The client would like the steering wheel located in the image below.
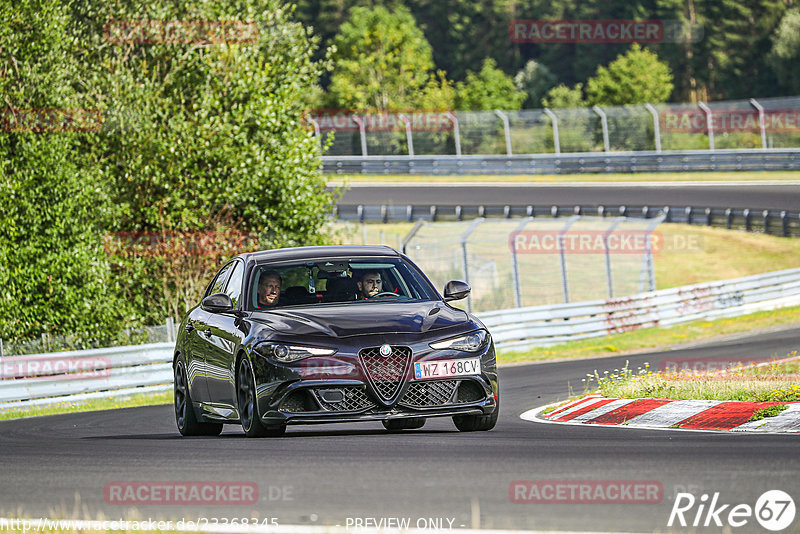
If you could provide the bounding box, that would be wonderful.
[369,291,400,299]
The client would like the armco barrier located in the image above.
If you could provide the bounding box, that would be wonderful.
[477,267,800,351]
[322,149,800,175]
[1,268,799,407]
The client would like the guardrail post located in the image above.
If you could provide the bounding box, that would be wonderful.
[644,103,661,153]
[494,110,512,155]
[397,114,414,157]
[592,105,610,152]
[743,208,751,232]
[510,217,533,308]
[663,206,671,222]
[430,206,437,221]
[763,210,770,234]
[460,218,485,313]
[551,205,559,218]
[749,98,767,150]
[685,206,693,225]
[705,208,712,226]
[406,205,413,222]
[558,215,581,303]
[352,115,368,156]
[725,208,733,229]
[603,219,624,299]
[698,102,714,151]
[543,108,560,154]
[445,111,462,157]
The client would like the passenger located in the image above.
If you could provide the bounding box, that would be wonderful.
[357,270,382,299]
[257,271,282,308]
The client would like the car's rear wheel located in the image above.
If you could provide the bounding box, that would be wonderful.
[382,418,426,431]
[453,396,499,432]
[237,357,286,438]
[174,359,223,436]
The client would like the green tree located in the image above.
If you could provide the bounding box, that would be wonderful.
[586,44,673,106]
[542,83,585,108]
[514,60,557,108]
[0,0,125,343]
[327,5,443,111]
[770,7,800,94]
[455,58,526,110]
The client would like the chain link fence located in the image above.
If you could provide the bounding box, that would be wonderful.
[311,96,800,156]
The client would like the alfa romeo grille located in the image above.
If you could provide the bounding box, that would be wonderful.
[359,346,412,402]
[312,386,375,412]
[400,380,458,407]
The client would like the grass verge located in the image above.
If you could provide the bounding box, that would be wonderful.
[498,306,800,365]
[0,390,172,421]
[749,404,790,421]
[330,170,800,184]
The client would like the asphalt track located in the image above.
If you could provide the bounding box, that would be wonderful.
[1,326,799,532]
[334,183,800,211]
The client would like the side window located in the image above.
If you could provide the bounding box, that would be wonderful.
[224,261,244,308]
[206,262,233,297]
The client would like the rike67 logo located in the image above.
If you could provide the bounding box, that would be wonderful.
[669,490,796,531]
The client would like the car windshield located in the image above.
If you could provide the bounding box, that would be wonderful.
[248,257,439,310]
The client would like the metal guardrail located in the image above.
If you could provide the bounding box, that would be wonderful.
[335,204,800,238]
[322,149,800,174]
[1,268,799,407]
[477,267,800,351]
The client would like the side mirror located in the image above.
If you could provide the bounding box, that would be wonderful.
[443,280,471,302]
[201,293,234,313]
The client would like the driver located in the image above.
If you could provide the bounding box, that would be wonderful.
[356,270,382,299]
[257,271,282,308]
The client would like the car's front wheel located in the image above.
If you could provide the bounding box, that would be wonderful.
[453,396,499,432]
[174,359,223,436]
[382,418,426,431]
[237,357,286,438]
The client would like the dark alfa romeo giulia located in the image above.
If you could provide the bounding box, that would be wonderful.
[173,245,499,437]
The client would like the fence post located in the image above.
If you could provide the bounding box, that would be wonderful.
[640,216,665,293]
[511,217,533,308]
[603,219,624,299]
[558,215,581,303]
[445,111,462,157]
[0,337,3,359]
[352,115,368,156]
[644,103,661,153]
[592,105,610,152]
[166,317,175,343]
[308,117,322,151]
[698,102,714,151]
[397,114,414,157]
[749,98,767,150]
[543,108,560,154]
[494,110,512,155]
[460,218,484,313]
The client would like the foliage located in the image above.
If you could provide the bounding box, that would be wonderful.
[327,4,443,111]
[542,83,585,109]
[514,60,557,108]
[769,8,800,94]
[455,58,526,111]
[585,44,674,106]
[0,0,127,343]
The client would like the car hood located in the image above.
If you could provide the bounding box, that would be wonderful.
[250,301,469,338]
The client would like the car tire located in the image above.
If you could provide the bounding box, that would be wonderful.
[237,357,286,438]
[174,359,223,436]
[382,418,426,431]
[453,396,499,432]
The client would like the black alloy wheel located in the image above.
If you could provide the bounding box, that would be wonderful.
[237,357,286,437]
[174,359,223,436]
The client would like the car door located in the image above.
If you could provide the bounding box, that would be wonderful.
[189,261,234,403]
[204,259,245,411]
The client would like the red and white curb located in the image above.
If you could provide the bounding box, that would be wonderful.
[521,394,800,432]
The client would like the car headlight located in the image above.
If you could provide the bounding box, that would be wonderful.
[254,342,337,362]
[429,330,489,352]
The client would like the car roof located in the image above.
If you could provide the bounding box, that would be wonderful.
[241,245,402,264]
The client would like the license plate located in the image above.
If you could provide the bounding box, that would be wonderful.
[413,358,481,379]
